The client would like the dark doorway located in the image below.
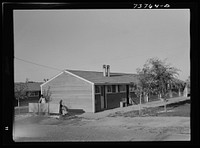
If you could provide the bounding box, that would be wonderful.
[100,85,106,110]
[126,85,129,105]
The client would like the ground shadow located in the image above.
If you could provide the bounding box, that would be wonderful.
[167,99,190,108]
[67,109,85,116]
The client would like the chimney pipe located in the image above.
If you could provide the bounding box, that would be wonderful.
[107,65,110,77]
[103,64,107,77]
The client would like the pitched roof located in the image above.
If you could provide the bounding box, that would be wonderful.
[67,69,139,84]
[15,82,43,91]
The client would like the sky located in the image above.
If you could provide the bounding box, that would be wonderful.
[14,9,190,82]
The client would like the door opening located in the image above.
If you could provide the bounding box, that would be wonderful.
[100,86,106,110]
[126,85,129,105]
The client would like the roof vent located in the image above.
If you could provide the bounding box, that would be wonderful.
[107,65,110,77]
[103,65,110,77]
[103,64,107,77]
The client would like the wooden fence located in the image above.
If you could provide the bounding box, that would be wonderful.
[29,103,59,114]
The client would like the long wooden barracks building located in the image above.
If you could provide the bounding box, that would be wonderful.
[41,65,184,113]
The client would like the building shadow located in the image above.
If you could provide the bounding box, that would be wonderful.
[67,109,85,116]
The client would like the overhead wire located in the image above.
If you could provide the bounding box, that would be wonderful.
[14,56,63,72]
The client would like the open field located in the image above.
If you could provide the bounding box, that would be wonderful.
[13,97,190,142]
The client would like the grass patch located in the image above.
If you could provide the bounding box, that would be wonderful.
[15,106,29,115]
[108,100,190,117]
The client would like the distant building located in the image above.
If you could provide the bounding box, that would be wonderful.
[14,82,43,106]
[183,82,190,97]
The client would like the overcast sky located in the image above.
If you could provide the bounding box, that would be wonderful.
[14,9,190,82]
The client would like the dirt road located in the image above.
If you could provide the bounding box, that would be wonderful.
[13,115,190,141]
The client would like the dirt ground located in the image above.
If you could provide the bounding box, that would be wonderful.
[13,116,190,141]
[13,102,190,142]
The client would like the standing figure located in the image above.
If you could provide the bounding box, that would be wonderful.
[38,95,46,115]
[39,95,46,103]
[59,99,68,116]
[59,100,63,115]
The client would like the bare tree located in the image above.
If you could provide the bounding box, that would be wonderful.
[14,82,28,107]
[42,86,52,114]
[42,86,52,103]
[14,80,29,115]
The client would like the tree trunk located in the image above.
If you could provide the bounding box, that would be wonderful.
[178,88,181,96]
[38,103,40,115]
[48,102,50,115]
[169,89,172,98]
[164,101,167,112]
[145,94,149,103]
[158,93,162,100]
[18,98,20,115]
[139,94,142,116]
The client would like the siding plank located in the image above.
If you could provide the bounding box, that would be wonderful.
[41,72,93,112]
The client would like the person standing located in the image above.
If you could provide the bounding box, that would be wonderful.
[59,100,68,116]
[59,100,63,115]
[38,95,46,115]
[39,95,46,103]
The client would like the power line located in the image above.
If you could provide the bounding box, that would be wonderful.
[14,56,63,72]
[14,55,135,72]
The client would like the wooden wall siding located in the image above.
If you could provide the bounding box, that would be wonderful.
[95,95,101,112]
[95,93,127,112]
[106,93,126,109]
[41,72,93,112]
[95,91,144,112]
[95,89,184,112]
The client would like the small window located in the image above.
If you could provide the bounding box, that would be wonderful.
[118,85,126,92]
[95,85,101,94]
[129,84,136,92]
[28,91,39,97]
[107,85,112,93]
[112,85,116,93]
[118,85,120,92]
